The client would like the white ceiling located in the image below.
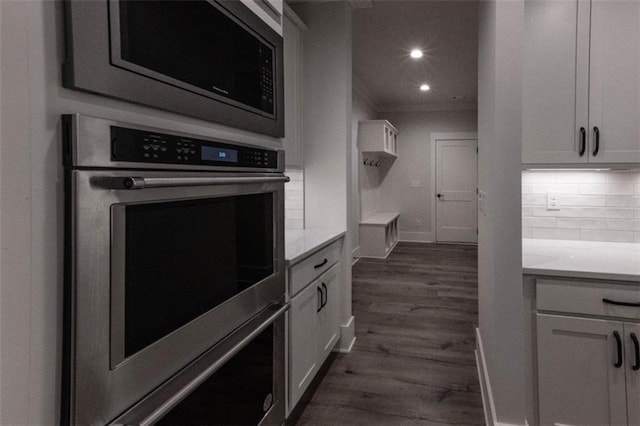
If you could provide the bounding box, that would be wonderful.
[352,0,479,111]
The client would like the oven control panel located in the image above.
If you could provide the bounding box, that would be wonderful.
[110,126,278,169]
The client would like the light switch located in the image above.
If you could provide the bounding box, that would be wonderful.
[410,180,421,187]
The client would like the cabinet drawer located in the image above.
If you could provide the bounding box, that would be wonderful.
[537,278,640,320]
[289,241,341,296]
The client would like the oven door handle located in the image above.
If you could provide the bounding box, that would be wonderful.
[99,175,290,190]
[110,302,289,426]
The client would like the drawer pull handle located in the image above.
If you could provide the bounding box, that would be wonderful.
[632,333,640,371]
[614,331,623,368]
[317,287,323,312]
[603,298,640,307]
[321,283,328,309]
[593,126,600,156]
[314,258,328,269]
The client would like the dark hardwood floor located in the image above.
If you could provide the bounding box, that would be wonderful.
[293,242,484,426]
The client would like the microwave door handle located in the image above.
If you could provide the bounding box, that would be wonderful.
[98,175,290,190]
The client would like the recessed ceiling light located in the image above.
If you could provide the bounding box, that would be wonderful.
[410,49,423,59]
[420,84,430,91]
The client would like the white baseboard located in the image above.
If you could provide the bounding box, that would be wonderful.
[335,316,356,353]
[399,231,434,243]
[476,328,523,426]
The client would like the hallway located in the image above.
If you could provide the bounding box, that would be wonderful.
[293,242,484,425]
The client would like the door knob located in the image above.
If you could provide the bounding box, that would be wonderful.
[437,193,443,199]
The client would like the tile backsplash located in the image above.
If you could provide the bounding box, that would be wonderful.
[285,167,304,229]
[522,170,640,243]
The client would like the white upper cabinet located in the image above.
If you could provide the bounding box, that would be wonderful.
[358,120,399,158]
[522,0,640,165]
[588,1,640,163]
[239,0,283,35]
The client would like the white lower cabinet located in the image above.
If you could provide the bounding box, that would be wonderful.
[288,262,340,413]
[537,314,629,426]
[534,278,640,426]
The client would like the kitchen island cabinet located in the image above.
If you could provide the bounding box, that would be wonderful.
[523,239,640,426]
[522,0,640,165]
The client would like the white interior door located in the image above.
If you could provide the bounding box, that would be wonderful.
[435,139,478,243]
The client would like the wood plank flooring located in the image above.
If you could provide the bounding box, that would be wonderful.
[292,242,483,426]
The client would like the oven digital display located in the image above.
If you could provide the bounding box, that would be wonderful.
[202,146,238,163]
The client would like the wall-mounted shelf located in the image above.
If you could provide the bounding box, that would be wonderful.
[358,120,399,158]
[359,212,399,258]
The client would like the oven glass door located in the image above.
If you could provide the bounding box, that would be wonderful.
[111,192,275,367]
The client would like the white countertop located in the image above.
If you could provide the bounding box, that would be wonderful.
[523,239,640,282]
[285,228,346,265]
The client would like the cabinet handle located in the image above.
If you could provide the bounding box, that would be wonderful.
[317,287,323,312]
[314,258,328,269]
[579,127,586,156]
[631,333,640,371]
[321,283,328,309]
[603,298,640,307]
[614,331,623,368]
[593,126,600,156]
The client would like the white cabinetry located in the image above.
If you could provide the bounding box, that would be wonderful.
[282,8,306,167]
[358,120,399,158]
[287,239,341,414]
[533,278,640,425]
[239,0,283,35]
[522,0,640,165]
[359,213,399,258]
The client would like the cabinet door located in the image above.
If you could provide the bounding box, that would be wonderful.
[588,1,640,163]
[288,280,319,408]
[283,14,303,167]
[316,264,340,365]
[625,322,640,426]
[537,314,627,426]
[522,0,590,164]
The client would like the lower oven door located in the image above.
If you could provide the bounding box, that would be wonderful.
[64,170,286,425]
[110,303,288,426]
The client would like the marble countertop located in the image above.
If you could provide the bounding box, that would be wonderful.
[523,238,640,282]
[285,228,346,265]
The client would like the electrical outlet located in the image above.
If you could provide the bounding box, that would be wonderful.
[546,192,560,210]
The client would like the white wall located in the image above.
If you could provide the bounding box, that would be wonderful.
[522,169,640,242]
[292,1,355,350]
[376,109,477,242]
[0,2,281,423]
[477,0,525,424]
[352,86,377,255]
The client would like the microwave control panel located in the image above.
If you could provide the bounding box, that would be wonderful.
[110,126,278,169]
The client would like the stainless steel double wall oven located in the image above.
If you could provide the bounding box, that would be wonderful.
[62,114,287,425]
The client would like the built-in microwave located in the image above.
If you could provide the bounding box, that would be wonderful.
[63,0,284,137]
